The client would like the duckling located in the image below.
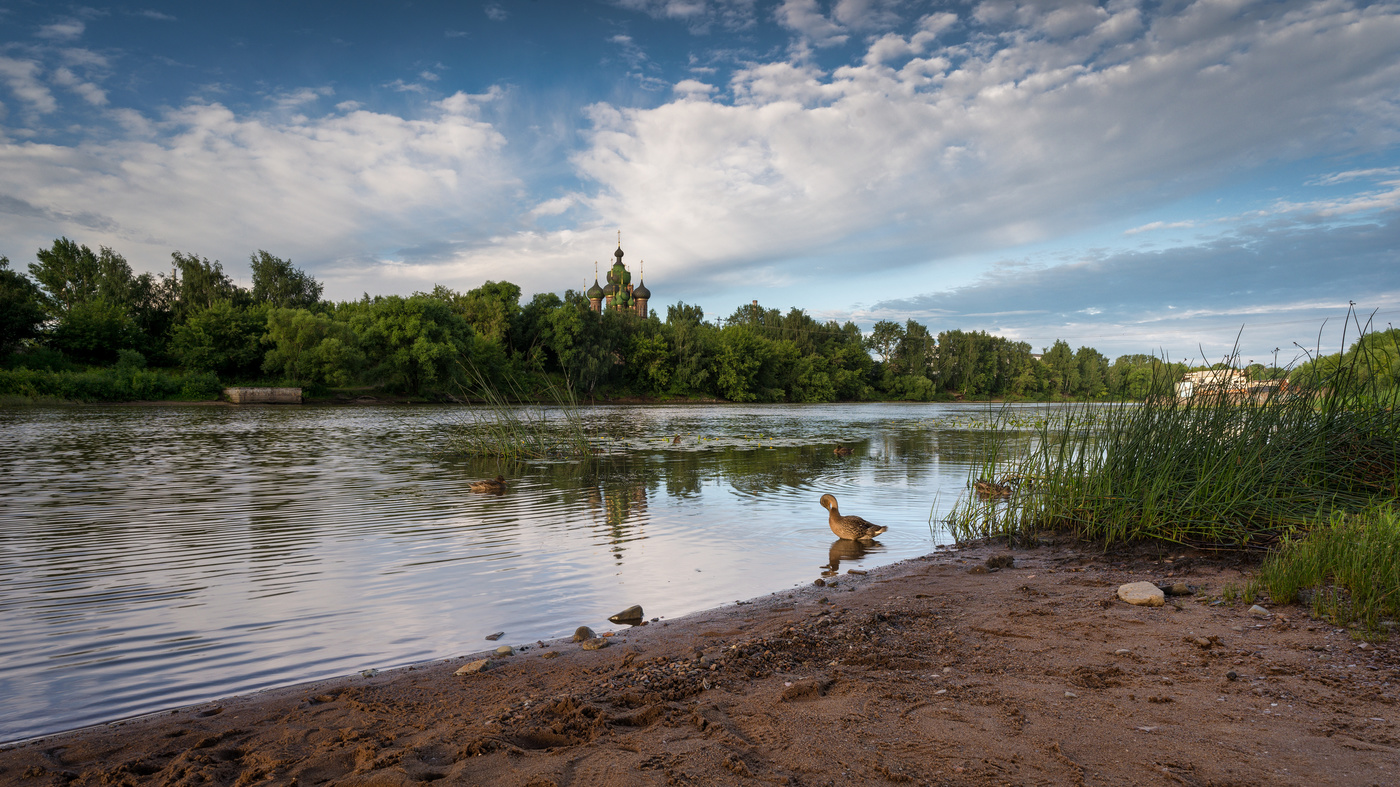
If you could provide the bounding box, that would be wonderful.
[833,445,853,456]
[470,475,507,494]
[972,478,1012,498]
[819,494,887,541]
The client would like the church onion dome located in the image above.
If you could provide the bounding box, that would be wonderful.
[603,282,617,296]
[632,280,650,299]
[587,279,604,299]
[614,246,624,261]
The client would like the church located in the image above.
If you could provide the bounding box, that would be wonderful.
[587,240,651,316]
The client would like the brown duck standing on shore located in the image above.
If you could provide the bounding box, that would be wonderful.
[833,445,853,456]
[470,475,507,494]
[819,494,887,541]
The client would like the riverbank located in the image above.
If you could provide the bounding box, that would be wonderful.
[5,540,1396,787]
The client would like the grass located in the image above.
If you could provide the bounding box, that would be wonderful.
[1255,505,1400,639]
[445,365,595,461]
[946,316,1398,635]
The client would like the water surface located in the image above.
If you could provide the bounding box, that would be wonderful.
[0,402,1048,742]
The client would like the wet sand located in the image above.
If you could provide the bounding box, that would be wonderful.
[3,541,1397,786]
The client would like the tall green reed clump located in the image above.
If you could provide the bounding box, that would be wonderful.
[949,319,1398,548]
[446,365,594,461]
[1255,505,1400,638]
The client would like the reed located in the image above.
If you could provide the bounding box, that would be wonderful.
[446,365,595,461]
[948,320,1399,549]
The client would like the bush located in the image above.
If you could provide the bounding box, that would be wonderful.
[0,366,222,402]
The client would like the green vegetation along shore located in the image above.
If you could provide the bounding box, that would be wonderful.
[8,236,1366,404]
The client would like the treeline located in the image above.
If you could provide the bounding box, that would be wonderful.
[4,237,1216,403]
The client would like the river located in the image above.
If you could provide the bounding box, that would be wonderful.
[0,401,1054,742]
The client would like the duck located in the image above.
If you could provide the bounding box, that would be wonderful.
[672,434,681,445]
[470,475,507,494]
[819,494,887,541]
[972,478,1012,498]
[833,445,853,456]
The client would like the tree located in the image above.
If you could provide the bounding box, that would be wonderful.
[865,320,903,364]
[170,252,244,320]
[251,251,323,309]
[50,299,143,365]
[1042,340,1080,396]
[714,325,768,402]
[171,301,269,378]
[262,308,363,386]
[347,295,473,395]
[29,238,136,316]
[1,257,48,355]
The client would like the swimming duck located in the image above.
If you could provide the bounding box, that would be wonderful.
[972,478,1012,498]
[470,475,507,494]
[833,445,853,456]
[819,494,887,541]
[672,434,681,445]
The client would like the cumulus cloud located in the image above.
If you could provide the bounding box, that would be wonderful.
[36,20,85,40]
[566,0,1400,297]
[484,3,508,22]
[0,92,519,296]
[776,0,849,47]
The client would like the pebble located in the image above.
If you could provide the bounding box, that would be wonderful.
[572,626,595,642]
[580,638,610,650]
[813,578,826,587]
[609,605,644,625]
[360,669,378,678]
[1226,671,1238,681]
[454,659,490,675]
[495,645,514,657]
[1064,691,1078,698]
[1249,605,1271,617]
[484,631,504,641]
[1117,581,1165,607]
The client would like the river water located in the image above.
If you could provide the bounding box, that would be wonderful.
[0,402,1052,742]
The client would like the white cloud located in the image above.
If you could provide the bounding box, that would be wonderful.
[832,0,905,31]
[484,3,508,22]
[270,86,334,110]
[0,96,518,298]
[611,0,758,32]
[51,66,106,106]
[1125,220,1196,235]
[776,0,849,47]
[37,20,85,40]
[673,78,717,97]
[139,10,176,22]
[563,0,1400,292]
[0,56,57,114]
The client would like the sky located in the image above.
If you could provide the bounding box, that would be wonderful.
[1,0,1398,365]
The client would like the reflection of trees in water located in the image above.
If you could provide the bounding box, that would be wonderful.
[826,538,885,571]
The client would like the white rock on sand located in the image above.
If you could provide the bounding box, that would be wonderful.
[1117,581,1165,607]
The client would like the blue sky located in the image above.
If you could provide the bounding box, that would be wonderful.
[1,0,1397,363]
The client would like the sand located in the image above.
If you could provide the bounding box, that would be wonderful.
[3,540,1397,787]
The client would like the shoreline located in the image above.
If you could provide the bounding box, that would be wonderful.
[4,541,1397,786]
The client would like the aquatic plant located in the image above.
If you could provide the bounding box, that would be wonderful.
[446,365,594,460]
[948,315,1399,549]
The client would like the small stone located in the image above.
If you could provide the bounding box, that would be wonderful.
[847,569,868,575]
[580,638,610,650]
[1226,671,1238,681]
[1064,691,1077,698]
[1159,582,1191,596]
[454,659,490,675]
[986,554,1015,569]
[542,651,559,659]
[495,645,514,657]
[1118,582,1165,607]
[572,626,595,642]
[484,631,504,641]
[813,578,826,587]
[360,669,379,678]
[1249,605,1271,618]
[609,605,644,625]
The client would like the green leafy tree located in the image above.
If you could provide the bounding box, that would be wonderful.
[714,325,768,402]
[1042,340,1080,396]
[251,251,323,309]
[865,320,903,365]
[1,257,47,355]
[169,252,245,320]
[1076,346,1110,398]
[262,308,364,386]
[171,301,269,378]
[347,295,473,395]
[49,299,143,365]
[29,238,137,316]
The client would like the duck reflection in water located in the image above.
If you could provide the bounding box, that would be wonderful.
[826,537,885,572]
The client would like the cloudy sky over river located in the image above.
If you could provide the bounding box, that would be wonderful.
[1,0,1397,361]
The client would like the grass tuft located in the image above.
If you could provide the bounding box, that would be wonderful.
[446,365,595,461]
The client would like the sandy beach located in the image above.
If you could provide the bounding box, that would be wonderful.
[3,539,1397,787]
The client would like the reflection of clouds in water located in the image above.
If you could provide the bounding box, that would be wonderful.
[826,538,885,572]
